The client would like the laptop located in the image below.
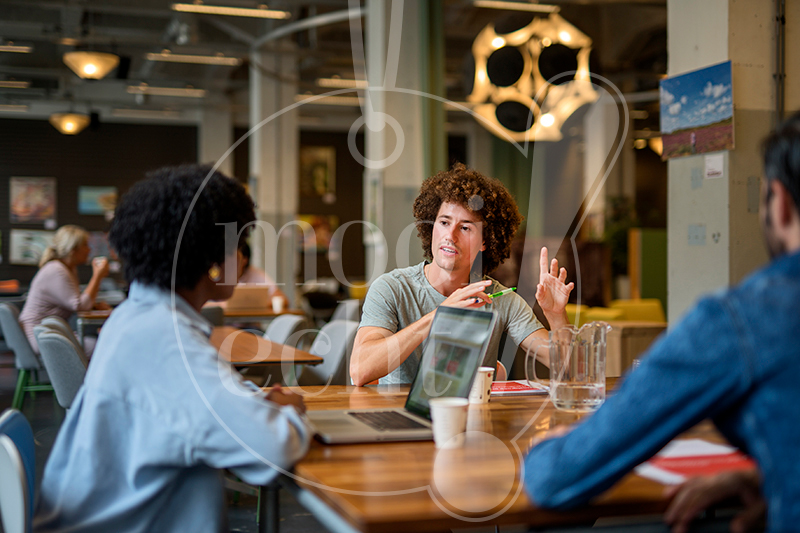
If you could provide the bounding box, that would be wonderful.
[224,285,272,310]
[307,306,497,444]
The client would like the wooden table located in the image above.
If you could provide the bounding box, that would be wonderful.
[203,305,305,325]
[269,383,720,533]
[76,309,113,343]
[210,326,323,367]
[77,308,306,343]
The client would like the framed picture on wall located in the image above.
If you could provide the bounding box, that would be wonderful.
[10,177,57,224]
[297,214,338,253]
[9,229,55,265]
[78,186,118,215]
[300,146,336,197]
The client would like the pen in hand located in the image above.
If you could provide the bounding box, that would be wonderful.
[488,287,516,298]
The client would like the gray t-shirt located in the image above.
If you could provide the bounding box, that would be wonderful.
[359,262,544,384]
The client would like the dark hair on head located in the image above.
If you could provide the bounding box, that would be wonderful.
[412,162,523,275]
[109,164,255,290]
[763,111,800,211]
[240,241,251,261]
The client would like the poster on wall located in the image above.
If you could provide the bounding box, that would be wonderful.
[9,229,55,265]
[78,186,118,215]
[659,60,733,160]
[10,177,57,224]
[300,146,336,198]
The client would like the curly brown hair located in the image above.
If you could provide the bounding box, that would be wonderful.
[412,163,522,275]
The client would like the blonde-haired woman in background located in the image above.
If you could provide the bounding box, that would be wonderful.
[19,225,110,352]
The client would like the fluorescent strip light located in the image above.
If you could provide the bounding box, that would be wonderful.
[0,104,28,112]
[146,52,241,66]
[112,108,182,119]
[0,43,32,53]
[473,1,560,13]
[171,3,291,19]
[0,81,30,89]
[316,78,368,89]
[295,94,362,107]
[127,85,207,98]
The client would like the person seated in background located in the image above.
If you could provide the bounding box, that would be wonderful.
[523,113,800,532]
[237,241,289,310]
[35,165,310,532]
[19,224,109,353]
[350,163,573,386]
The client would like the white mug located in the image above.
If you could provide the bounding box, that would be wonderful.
[469,366,495,404]
[271,296,284,313]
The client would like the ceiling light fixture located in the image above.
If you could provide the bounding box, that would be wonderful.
[49,113,91,135]
[0,80,30,89]
[127,84,207,98]
[171,3,291,20]
[145,51,242,66]
[315,77,367,89]
[473,1,560,14]
[63,51,120,80]
[0,104,28,112]
[0,42,33,53]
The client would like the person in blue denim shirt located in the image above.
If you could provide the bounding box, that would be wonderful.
[523,113,800,533]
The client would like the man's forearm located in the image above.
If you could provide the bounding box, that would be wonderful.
[350,313,435,386]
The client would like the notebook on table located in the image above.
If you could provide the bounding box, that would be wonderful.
[307,306,497,444]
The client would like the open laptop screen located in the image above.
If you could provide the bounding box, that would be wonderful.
[405,307,495,419]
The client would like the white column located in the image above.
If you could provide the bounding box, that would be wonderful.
[249,44,299,305]
[666,0,773,322]
[363,0,431,274]
[199,106,233,176]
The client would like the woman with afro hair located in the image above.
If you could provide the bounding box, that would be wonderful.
[35,165,311,532]
[351,163,573,386]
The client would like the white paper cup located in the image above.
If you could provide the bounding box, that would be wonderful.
[429,397,469,448]
[468,366,495,404]
[271,296,284,313]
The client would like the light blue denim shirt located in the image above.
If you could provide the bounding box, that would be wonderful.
[35,282,311,533]
[524,250,800,532]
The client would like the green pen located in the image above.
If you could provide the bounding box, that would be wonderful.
[488,287,516,298]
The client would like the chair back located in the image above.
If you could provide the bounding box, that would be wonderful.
[0,304,40,371]
[297,320,359,386]
[33,327,87,409]
[40,316,84,356]
[201,306,225,326]
[264,315,308,347]
[0,409,34,533]
[330,299,360,323]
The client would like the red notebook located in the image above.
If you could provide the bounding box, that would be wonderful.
[490,380,549,396]
[635,439,756,485]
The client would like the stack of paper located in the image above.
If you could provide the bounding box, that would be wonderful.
[635,438,756,485]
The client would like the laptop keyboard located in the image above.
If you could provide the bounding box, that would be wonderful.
[348,411,428,431]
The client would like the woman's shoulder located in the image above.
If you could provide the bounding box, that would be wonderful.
[38,259,70,276]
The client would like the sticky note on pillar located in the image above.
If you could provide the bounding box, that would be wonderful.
[688,224,706,246]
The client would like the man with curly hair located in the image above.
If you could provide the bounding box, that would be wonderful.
[351,163,573,386]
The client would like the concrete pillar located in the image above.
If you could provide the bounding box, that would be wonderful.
[248,44,299,305]
[198,106,233,176]
[362,0,446,275]
[666,0,773,322]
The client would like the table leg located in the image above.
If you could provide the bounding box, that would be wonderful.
[77,318,84,347]
[258,481,280,533]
